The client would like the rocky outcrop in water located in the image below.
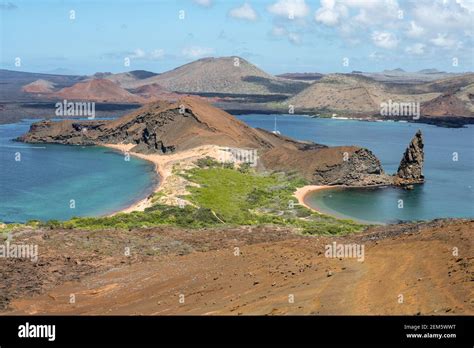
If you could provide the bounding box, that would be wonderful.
[395,130,424,185]
[313,148,388,185]
[260,144,394,186]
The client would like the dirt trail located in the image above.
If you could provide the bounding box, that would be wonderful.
[1,220,472,315]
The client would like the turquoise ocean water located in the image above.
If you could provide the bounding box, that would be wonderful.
[237,115,474,223]
[0,120,157,223]
[1,116,473,224]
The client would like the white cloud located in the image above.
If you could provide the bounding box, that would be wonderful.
[229,3,258,21]
[405,43,426,55]
[267,0,310,19]
[181,46,215,59]
[314,0,401,37]
[412,1,472,31]
[313,0,402,33]
[430,33,458,48]
[371,31,399,49]
[150,49,165,59]
[352,9,369,24]
[127,48,165,61]
[341,0,392,9]
[193,0,212,7]
[315,0,347,26]
[456,0,474,12]
[315,9,339,26]
[408,1,471,56]
[343,0,400,25]
[130,49,146,59]
[310,0,471,58]
[406,21,424,38]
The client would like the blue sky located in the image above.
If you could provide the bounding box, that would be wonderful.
[1,0,473,75]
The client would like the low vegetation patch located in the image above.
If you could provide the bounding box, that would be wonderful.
[20,159,364,235]
[181,161,363,234]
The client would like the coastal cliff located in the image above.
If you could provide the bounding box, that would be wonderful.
[18,97,423,187]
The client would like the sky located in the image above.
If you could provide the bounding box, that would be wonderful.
[0,0,473,75]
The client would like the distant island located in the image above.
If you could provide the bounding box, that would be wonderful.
[1,57,473,128]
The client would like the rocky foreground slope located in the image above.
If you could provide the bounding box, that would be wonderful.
[1,219,472,314]
[18,97,423,186]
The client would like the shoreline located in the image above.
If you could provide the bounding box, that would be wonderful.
[102,144,165,215]
[294,184,390,225]
[105,148,384,222]
[1,108,471,128]
[107,149,349,218]
[293,185,340,214]
[102,143,228,215]
[235,111,473,129]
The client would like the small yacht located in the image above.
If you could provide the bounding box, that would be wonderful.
[272,116,281,135]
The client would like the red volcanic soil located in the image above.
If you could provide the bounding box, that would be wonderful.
[50,79,214,104]
[1,219,472,315]
[129,83,184,102]
[421,92,473,117]
[53,79,146,103]
[130,83,220,104]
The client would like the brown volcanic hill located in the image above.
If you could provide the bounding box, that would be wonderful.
[421,84,474,117]
[100,97,277,152]
[19,97,277,152]
[87,70,159,89]
[128,57,308,96]
[19,97,424,186]
[414,73,474,94]
[0,69,85,101]
[288,74,439,115]
[53,79,145,103]
[21,79,56,94]
[361,69,464,84]
[128,83,184,102]
[130,83,167,96]
[288,74,384,114]
[416,75,474,117]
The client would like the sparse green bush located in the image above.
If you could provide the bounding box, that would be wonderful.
[238,162,251,173]
[195,156,221,168]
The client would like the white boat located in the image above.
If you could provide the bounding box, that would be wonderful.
[272,116,281,135]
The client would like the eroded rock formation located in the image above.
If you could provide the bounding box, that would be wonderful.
[396,130,424,185]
